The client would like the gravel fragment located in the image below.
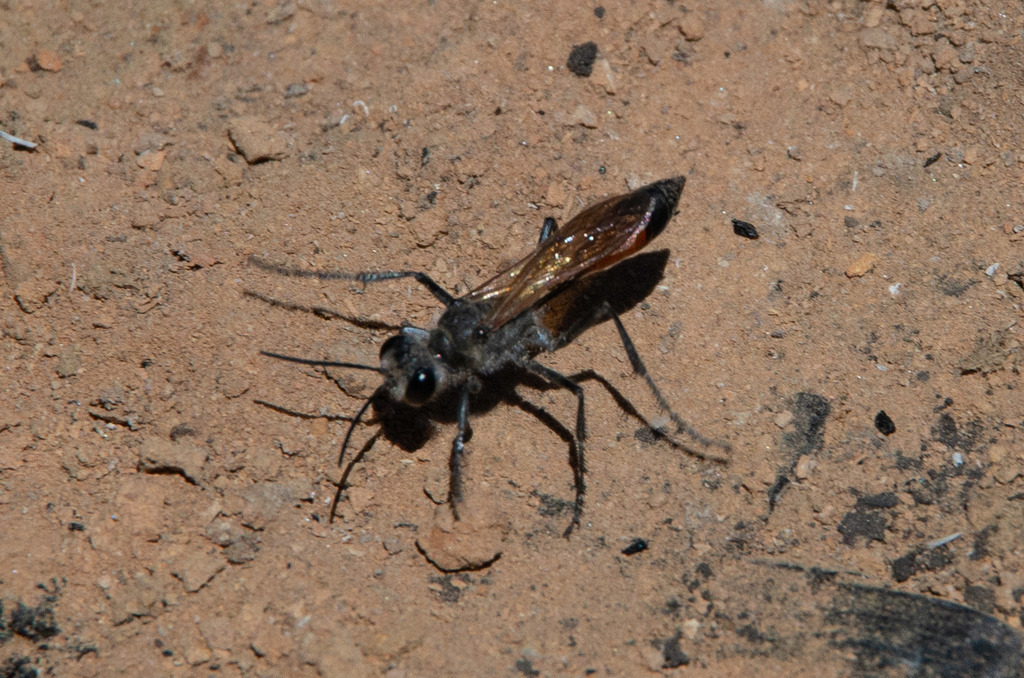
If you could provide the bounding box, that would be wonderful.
[566,42,598,77]
[171,550,227,592]
[138,438,207,483]
[228,116,287,164]
[845,253,878,278]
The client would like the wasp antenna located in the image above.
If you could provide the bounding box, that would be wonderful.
[329,388,385,523]
[249,254,369,283]
[328,431,379,524]
[259,350,383,373]
[338,389,380,468]
[249,255,455,306]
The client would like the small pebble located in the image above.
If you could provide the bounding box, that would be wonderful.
[874,410,896,435]
[731,218,759,239]
[774,411,794,429]
[845,253,878,278]
[794,455,814,480]
[566,42,598,77]
[678,14,705,41]
[228,116,287,163]
[621,538,649,556]
[31,50,62,72]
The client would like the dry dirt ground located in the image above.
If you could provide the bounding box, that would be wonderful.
[2,1,1024,676]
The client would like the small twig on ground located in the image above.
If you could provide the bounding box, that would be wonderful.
[0,127,37,150]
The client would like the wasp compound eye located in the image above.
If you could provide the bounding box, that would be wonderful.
[379,334,407,360]
[405,367,437,405]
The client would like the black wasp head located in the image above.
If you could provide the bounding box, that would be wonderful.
[379,330,447,406]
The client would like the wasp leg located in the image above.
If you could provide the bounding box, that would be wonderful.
[525,361,587,538]
[538,217,557,244]
[600,302,726,452]
[248,256,455,306]
[448,386,472,520]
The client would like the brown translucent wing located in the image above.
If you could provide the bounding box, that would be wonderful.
[465,176,685,330]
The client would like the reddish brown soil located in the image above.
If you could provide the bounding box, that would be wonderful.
[2,1,1023,676]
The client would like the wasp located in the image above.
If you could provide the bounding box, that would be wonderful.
[251,176,726,537]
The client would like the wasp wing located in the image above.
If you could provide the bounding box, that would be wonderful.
[465,176,685,331]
